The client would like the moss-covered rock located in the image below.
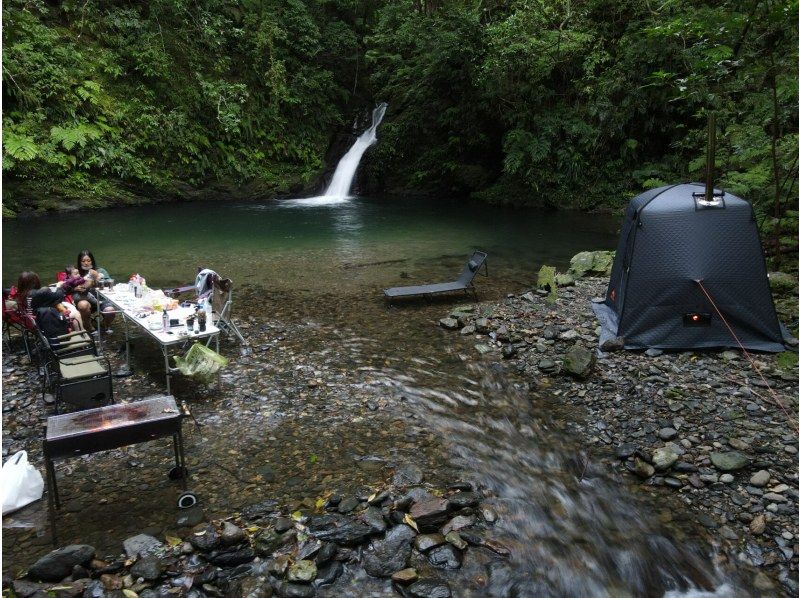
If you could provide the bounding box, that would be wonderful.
[569,251,615,278]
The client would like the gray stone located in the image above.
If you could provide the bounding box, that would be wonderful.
[414,534,446,553]
[409,499,450,532]
[439,318,458,330]
[474,343,493,355]
[130,556,163,582]
[658,427,678,441]
[460,325,475,336]
[28,545,96,582]
[306,513,374,546]
[123,535,163,558]
[287,560,316,582]
[189,524,220,551]
[221,521,246,546]
[710,451,749,471]
[363,524,416,578]
[313,561,343,588]
[600,337,625,352]
[652,447,679,471]
[427,545,463,570]
[407,580,451,598]
[562,346,595,379]
[393,464,424,487]
[634,458,655,479]
[749,470,770,487]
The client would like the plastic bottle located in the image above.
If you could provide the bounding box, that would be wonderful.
[162,309,169,332]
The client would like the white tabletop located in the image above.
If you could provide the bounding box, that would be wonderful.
[98,287,219,346]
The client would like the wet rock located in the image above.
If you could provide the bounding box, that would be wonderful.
[444,532,467,550]
[28,545,96,582]
[363,524,416,578]
[414,534,446,552]
[615,443,636,459]
[124,535,163,559]
[314,543,336,566]
[360,506,387,533]
[208,548,255,567]
[391,568,418,585]
[82,580,105,598]
[272,581,314,598]
[286,560,316,583]
[241,500,279,520]
[409,499,450,532]
[427,545,463,570]
[441,515,475,536]
[336,497,359,513]
[439,318,458,330]
[274,518,294,533]
[130,556,163,581]
[474,344,493,355]
[750,514,767,535]
[12,580,48,597]
[99,574,122,590]
[312,561,342,588]
[480,505,498,523]
[393,464,424,487]
[652,447,679,471]
[460,325,475,336]
[445,492,479,510]
[306,514,374,546]
[501,345,517,359]
[406,579,451,598]
[230,575,273,598]
[253,530,282,557]
[474,318,490,333]
[221,522,246,546]
[710,451,749,471]
[176,507,206,528]
[190,524,221,551]
[633,458,654,479]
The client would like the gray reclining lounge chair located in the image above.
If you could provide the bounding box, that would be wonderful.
[384,251,488,302]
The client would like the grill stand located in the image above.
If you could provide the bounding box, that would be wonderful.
[43,396,192,546]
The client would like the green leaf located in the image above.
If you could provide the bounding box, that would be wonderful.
[3,132,38,161]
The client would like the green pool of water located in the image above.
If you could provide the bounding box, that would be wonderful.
[3,197,619,293]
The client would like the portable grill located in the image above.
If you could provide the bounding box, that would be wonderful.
[43,395,197,544]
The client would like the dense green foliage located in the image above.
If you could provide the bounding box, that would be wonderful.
[3,0,797,265]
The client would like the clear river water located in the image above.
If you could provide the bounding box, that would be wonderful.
[2,198,745,596]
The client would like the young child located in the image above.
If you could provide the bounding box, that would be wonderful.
[57,265,86,294]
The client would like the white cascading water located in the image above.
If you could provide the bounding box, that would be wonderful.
[322,102,388,199]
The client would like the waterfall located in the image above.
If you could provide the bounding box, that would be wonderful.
[323,102,388,199]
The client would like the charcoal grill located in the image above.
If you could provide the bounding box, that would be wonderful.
[43,395,195,544]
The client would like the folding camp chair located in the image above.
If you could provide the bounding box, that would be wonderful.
[37,328,113,414]
[209,275,245,344]
[164,268,245,344]
[384,251,489,303]
[2,290,37,359]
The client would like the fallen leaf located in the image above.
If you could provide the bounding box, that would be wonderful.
[403,513,418,532]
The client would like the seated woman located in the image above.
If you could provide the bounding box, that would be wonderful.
[73,250,115,332]
[10,271,83,331]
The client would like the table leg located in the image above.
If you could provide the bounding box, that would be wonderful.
[163,347,171,395]
[45,455,59,546]
[174,430,188,490]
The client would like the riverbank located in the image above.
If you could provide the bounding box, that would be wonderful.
[2,271,797,596]
[435,274,799,595]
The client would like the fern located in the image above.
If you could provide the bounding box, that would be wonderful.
[50,123,102,151]
[3,131,38,161]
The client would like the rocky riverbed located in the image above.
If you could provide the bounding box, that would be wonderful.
[435,268,799,596]
[2,264,798,597]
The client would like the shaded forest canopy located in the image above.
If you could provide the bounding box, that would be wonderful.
[3,0,798,255]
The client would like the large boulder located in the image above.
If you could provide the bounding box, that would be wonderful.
[27,545,95,582]
[569,251,615,278]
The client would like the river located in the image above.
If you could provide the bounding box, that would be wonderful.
[2,198,746,595]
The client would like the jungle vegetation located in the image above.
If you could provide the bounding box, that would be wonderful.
[3,0,797,265]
